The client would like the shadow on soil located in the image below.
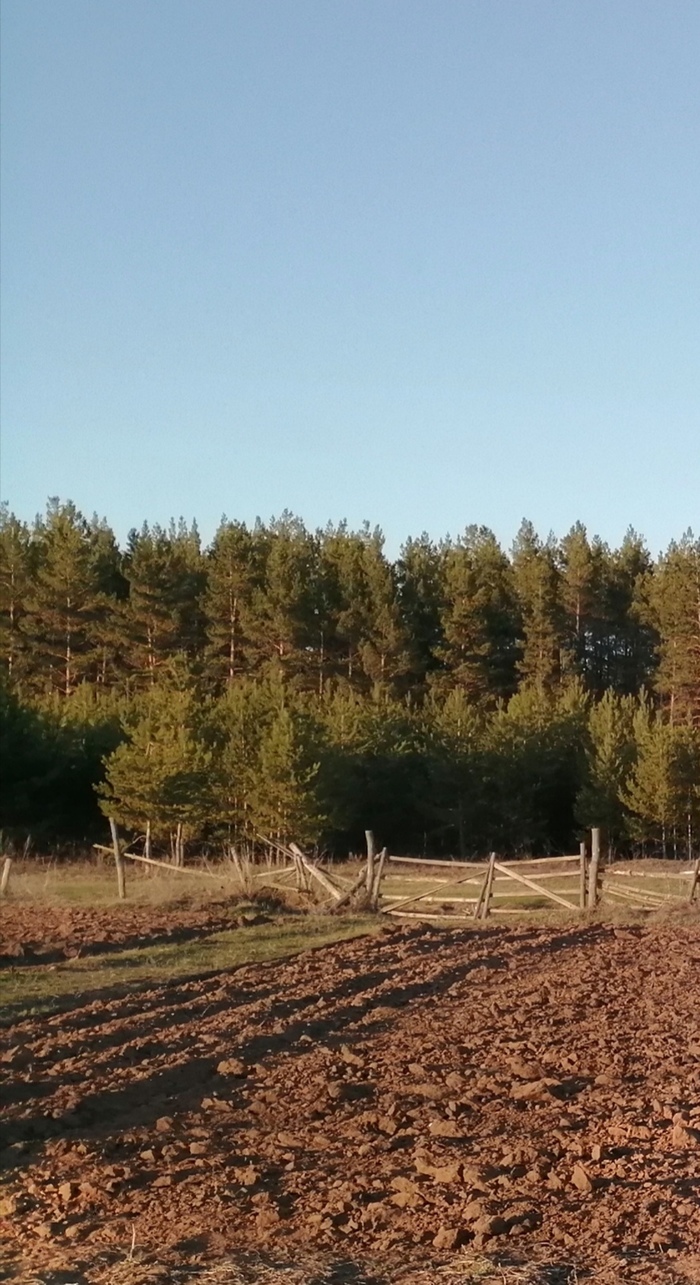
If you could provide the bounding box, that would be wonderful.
[0,923,617,1173]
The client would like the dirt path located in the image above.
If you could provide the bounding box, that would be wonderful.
[1,920,699,1283]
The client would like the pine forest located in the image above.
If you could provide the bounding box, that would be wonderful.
[1,499,699,861]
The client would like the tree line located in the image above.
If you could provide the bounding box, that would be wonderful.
[1,499,698,859]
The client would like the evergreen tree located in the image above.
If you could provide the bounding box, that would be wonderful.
[99,665,214,862]
[396,533,444,689]
[422,689,487,855]
[512,521,564,694]
[559,523,609,685]
[0,505,33,684]
[122,520,205,685]
[576,689,637,849]
[621,706,686,855]
[358,530,413,697]
[210,674,282,841]
[21,500,106,696]
[243,514,320,685]
[433,527,518,703]
[636,532,700,724]
[85,514,129,687]
[246,704,324,847]
[673,724,700,859]
[0,677,122,841]
[203,519,256,686]
[603,530,656,694]
[487,681,588,853]
[318,523,375,689]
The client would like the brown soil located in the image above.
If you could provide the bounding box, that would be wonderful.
[0,899,272,967]
[1,920,699,1284]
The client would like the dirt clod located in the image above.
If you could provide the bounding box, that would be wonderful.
[1,916,699,1285]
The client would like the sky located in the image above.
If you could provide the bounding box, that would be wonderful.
[1,0,698,557]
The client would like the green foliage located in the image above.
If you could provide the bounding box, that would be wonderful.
[210,674,326,847]
[121,520,205,684]
[511,521,563,695]
[203,519,256,684]
[620,706,700,855]
[433,526,519,703]
[247,705,324,846]
[0,504,33,683]
[98,663,216,855]
[3,500,698,856]
[576,689,637,845]
[635,532,700,723]
[20,500,119,697]
[0,678,122,841]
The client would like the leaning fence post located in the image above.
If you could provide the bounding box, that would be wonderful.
[587,828,601,910]
[109,817,126,901]
[688,856,700,905]
[480,852,496,919]
[473,861,488,918]
[0,857,12,899]
[579,841,587,913]
[371,846,387,910]
[365,830,376,896]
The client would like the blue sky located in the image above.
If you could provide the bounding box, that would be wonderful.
[2,0,698,555]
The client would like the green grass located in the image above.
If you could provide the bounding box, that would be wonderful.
[0,914,379,1023]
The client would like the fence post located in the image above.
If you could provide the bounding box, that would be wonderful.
[579,841,587,913]
[479,853,496,919]
[689,856,700,905]
[109,817,126,901]
[365,830,376,896]
[0,857,12,899]
[370,847,387,910]
[587,828,601,910]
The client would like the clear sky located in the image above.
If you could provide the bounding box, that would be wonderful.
[2,0,698,556]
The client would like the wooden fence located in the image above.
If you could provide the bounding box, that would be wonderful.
[380,831,699,920]
[381,851,585,920]
[92,821,699,919]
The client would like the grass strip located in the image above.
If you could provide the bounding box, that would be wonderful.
[0,914,379,1023]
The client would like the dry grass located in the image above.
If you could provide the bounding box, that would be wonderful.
[16,1246,584,1285]
[3,853,694,913]
[1,854,280,908]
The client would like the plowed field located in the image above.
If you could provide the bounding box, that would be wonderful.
[1,919,699,1284]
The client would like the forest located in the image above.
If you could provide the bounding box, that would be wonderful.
[0,499,698,860]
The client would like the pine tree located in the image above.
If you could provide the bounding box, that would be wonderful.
[396,534,444,689]
[433,527,518,703]
[203,519,256,686]
[358,530,413,697]
[21,500,105,696]
[620,707,686,855]
[243,514,320,685]
[0,505,33,684]
[512,521,564,694]
[317,523,374,689]
[99,666,215,862]
[636,532,700,724]
[604,530,656,694]
[559,523,609,685]
[246,704,324,847]
[210,675,281,841]
[576,689,637,849]
[673,724,700,859]
[122,521,205,685]
[85,514,128,687]
[422,689,486,855]
[487,681,588,854]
